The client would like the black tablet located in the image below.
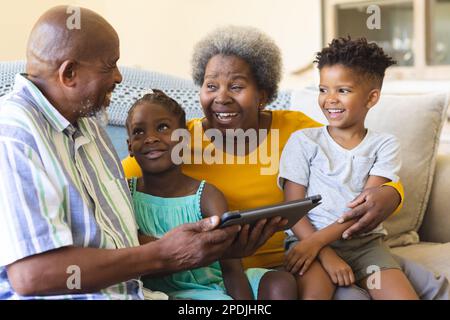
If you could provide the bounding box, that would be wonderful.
[219,195,322,230]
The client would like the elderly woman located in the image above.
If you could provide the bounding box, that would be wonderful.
[123,26,448,299]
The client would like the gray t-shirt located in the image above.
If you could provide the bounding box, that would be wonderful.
[278,126,401,236]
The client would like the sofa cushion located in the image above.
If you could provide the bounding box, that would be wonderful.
[420,154,450,243]
[0,61,25,97]
[290,89,449,246]
[391,242,450,282]
[105,67,202,125]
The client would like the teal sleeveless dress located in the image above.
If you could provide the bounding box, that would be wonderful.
[130,178,269,300]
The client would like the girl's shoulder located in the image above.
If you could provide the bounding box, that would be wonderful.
[200,182,224,205]
[199,182,228,218]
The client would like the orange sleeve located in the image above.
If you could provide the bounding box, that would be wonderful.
[383,180,404,216]
[122,156,142,179]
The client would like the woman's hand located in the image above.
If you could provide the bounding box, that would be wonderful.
[338,185,401,239]
[222,217,288,259]
[284,237,324,276]
[318,247,355,286]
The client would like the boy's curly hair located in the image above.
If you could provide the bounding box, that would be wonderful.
[126,89,186,134]
[314,37,396,87]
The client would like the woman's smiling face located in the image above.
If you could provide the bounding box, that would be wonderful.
[200,54,267,133]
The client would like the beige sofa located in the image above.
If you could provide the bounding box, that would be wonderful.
[392,153,450,279]
[292,89,450,283]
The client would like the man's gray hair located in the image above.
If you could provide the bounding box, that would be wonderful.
[191,25,282,104]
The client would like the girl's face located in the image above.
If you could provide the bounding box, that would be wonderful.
[200,54,268,133]
[127,102,181,174]
[318,64,379,131]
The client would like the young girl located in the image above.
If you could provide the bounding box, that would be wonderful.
[278,38,418,300]
[126,89,297,300]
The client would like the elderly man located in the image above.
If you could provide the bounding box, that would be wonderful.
[0,6,284,300]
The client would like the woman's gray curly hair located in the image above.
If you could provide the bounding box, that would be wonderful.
[191,25,282,104]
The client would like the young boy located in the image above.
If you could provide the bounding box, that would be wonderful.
[278,37,419,299]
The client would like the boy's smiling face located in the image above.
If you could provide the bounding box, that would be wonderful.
[318,64,380,131]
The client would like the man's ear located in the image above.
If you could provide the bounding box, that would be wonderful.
[127,138,134,157]
[58,60,77,87]
[366,89,381,109]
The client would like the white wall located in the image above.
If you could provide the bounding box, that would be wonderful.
[0,0,322,88]
[1,1,76,61]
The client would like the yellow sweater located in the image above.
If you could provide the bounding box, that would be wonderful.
[122,110,404,268]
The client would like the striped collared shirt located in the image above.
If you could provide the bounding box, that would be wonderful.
[0,74,143,300]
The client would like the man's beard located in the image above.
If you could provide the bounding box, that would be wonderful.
[81,100,109,128]
[93,106,109,128]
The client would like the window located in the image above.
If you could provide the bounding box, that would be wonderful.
[428,0,450,66]
[336,1,414,66]
[322,0,450,79]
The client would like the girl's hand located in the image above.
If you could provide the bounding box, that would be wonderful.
[285,238,323,276]
[318,247,355,286]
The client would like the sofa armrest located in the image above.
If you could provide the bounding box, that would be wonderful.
[419,153,450,243]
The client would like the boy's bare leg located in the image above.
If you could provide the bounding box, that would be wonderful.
[358,269,419,300]
[295,261,335,300]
